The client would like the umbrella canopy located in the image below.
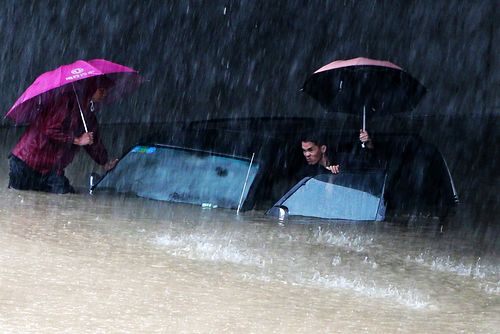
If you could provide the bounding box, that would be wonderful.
[6,59,142,125]
[302,57,426,117]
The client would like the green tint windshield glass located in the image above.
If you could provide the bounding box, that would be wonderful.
[95,145,259,209]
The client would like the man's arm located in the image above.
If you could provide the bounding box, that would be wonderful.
[83,129,108,166]
[82,115,118,170]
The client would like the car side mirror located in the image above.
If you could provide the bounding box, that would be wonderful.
[267,205,289,221]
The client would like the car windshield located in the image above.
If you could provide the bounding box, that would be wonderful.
[95,145,260,209]
[271,171,387,221]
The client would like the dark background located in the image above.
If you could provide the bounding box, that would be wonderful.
[0,1,498,230]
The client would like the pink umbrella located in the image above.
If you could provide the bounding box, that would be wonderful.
[6,59,142,127]
[313,57,402,73]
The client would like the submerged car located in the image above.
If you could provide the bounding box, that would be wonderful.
[91,117,458,222]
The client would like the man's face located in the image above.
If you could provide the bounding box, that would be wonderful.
[91,87,108,102]
[302,141,326,165]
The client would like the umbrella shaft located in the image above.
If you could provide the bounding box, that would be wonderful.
[362,105,366,131]
[72,83,88,133]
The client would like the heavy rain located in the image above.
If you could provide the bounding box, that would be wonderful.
[0,1,498,333]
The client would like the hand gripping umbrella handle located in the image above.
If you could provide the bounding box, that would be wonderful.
[72,83,88,133]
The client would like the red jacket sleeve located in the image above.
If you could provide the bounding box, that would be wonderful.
[83,113,108,165]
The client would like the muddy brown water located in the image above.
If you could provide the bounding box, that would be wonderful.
[0,183,498,333]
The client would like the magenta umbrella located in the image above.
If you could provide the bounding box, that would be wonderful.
[6,59,142,128]
[302,57,426,138]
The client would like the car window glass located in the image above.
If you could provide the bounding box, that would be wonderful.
[96,145,259,209]
[278,171,386,221]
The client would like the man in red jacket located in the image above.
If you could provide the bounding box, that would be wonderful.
[8,79,118,194]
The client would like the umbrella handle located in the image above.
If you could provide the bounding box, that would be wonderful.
[72,83,88,133]
[361,106,366,148]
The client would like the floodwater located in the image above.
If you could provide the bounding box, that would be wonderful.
[0,187,498,333]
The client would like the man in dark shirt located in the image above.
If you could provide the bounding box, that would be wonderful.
[301,137,339,175]
[297,130,373,179]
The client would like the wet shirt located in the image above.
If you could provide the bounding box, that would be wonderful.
[295,163,331,181]
[11,94,108,175]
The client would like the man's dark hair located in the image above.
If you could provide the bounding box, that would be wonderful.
[95,76,115,89]
[301,132,328,146]
[72,76,116,101]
